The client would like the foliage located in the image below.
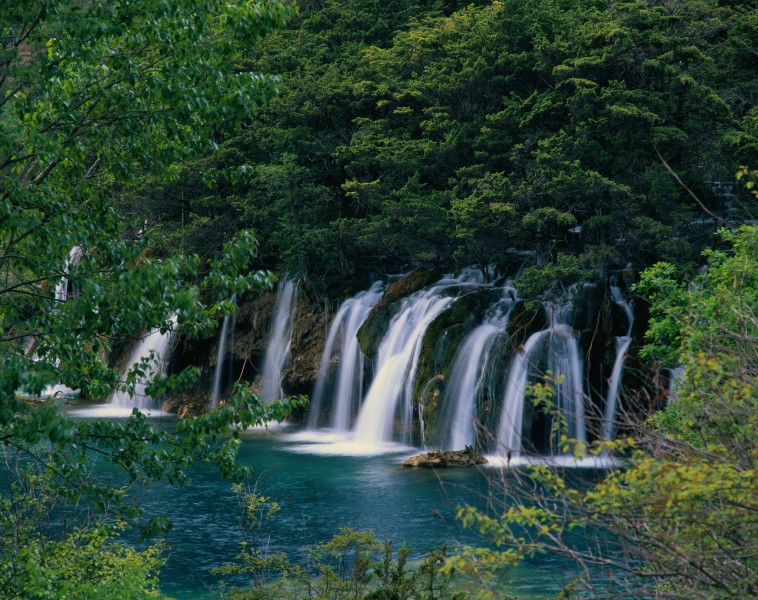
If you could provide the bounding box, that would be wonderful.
[449,225,757,598]
[0,458,167,599]
[213,474,297,599]
[215,492,465,600]
[134,0,756,292]
[0,0,303,595]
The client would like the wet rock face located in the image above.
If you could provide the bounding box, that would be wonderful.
[357,271,438,357]
[506,301,548,348]
[402,446,488,468]
[234,291,278,360]
[230,285,329,396]
[283,288,329,395]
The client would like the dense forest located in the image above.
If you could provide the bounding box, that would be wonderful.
[126,0,756,292]
[1,0,756,598]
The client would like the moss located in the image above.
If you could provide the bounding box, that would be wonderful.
[506,301,548,348]
[356,271,439,357]
[413,289,501,442]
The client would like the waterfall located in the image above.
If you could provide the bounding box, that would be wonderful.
[497,301,586,457]
[497,329,544,457]
[109,313,178,411]
[444,323,501,449]
[211,295,236,408]
[441,287,515,450]
[602,286,634,440]
[352,276,469,447]
[38,247,84,397]
[548,323,587,444]
[307,282,384,430]
[259,279,298,402]
[55,246,83,303]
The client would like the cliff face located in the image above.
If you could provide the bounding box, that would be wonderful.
[225,283,330,399]
[282,288,329,395]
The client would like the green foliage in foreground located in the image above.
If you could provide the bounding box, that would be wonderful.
[213,476,465,600]
[448,226,758,599]
[0,1,308,597]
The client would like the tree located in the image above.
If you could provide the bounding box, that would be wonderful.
[448,225,757,599]
[0,0,306,595]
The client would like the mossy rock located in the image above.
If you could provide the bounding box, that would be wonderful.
[413,289,501,442]
[378,270,440,308]
[403,447,487,468]
[419,374,446,444]
[570,282,604,331]
[356,271,438,357]
[506,301,548,349]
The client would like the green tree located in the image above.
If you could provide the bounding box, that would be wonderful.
[448,225,757,598]
[0,0,306,595]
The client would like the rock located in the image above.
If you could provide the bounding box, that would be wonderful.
[402,446,487,468]
[283,287,329,395]
[357,271,438,357]
[506,300,548,348]
[162,390,208,419]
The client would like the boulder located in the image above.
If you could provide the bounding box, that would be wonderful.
[402,446,487,468]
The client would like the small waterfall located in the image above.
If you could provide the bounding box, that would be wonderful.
[548,323,587,444]
[352,276,468,447]
[307,282,384,430]
[442,288,515,450]
[38,247,84,397]
[497,301,586,457]
[55,246,83,303]
[444,322,501,449]
[602,286,634,440]
[497,329,544,457]
[211,295,237,408]
[259,279,298,402]
[109,313,178,410]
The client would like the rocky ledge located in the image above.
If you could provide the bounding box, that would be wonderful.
[402,446,487,468]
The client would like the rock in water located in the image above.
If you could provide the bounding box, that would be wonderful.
[402,446,487,468]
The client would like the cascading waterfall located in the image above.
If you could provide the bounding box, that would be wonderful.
[211,295,237,408]
[39,246,84,398]
[497,329,544,457]
[109,313,178,410]
[602,286,634,440]
[307,282,384,430]
[441,287,516,450]
[259,279,298,402]
[352,276,473,447]
[547,322,587,444]
[497,301,586,457]
[55,246,83,303]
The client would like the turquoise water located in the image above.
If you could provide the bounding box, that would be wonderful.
[66,407,603,598]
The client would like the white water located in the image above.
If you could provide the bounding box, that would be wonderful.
[548,323,587,444]
[259,279,298,402]
[54,246,83,303]
[445,322,501,449]
[211,295,236,408]
[352,276,473,448]
[497,301,587,457]
[38,247,84,398]
[602,286,634,440]
[109,313,178,411]
[497,329,544,457]
[307,282,384,429]
[442,288,515,450]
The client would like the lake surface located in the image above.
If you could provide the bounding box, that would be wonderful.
[67,405,608,598]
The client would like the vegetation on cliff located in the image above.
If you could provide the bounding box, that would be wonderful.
[129,0,756,291]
